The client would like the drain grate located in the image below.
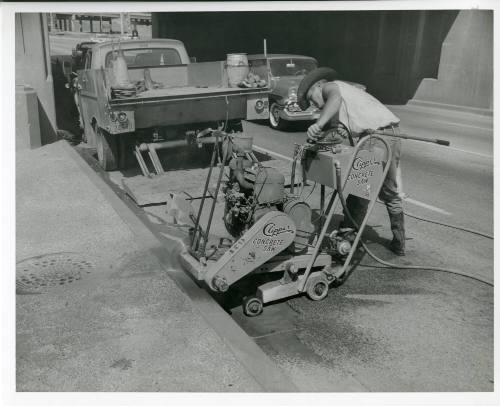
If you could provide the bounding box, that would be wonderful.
[16,252,94,294]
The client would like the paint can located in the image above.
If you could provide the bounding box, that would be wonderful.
[226,53,249,87]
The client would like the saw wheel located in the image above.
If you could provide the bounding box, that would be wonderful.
[306,273,329,301]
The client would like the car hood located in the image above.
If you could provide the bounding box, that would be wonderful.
[271,76,304,98]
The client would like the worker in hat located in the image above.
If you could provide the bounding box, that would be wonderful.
[131,24,139,38]
[297,67,406,255]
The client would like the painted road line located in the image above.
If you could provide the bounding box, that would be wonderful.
[404,139,493,159]
[253,145,293,162]
[446,147,493,159]
[430,119,492,132]
[345,294,412,301]
[404,197,452,216]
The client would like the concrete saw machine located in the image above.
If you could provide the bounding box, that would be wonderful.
[178,129,392,316]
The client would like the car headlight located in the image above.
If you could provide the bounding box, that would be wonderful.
[118,112,128,123]
[254,99,266,113]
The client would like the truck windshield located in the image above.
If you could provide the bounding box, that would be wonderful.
[105,48,182,68]
[270,58,317,77]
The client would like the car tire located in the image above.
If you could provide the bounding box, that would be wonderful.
[96,127,118,171]
[269,102,289,131]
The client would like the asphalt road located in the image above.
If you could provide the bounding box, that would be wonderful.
[232,111,493,391]
[49,33,84,56]
[49,32,151,57]
[49,32,132,56]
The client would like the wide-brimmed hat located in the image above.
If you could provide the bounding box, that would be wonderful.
[297,67,338,110]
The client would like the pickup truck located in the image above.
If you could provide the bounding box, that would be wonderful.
[76,38,269,170]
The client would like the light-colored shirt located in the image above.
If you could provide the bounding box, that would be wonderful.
[335,81,400,134]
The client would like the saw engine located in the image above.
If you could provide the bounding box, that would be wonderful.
[223,154,315,254]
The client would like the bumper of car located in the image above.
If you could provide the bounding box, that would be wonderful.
[278,105,320,121]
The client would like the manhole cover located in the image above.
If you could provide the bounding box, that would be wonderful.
[16,252,93,294]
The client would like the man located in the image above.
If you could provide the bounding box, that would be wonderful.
[297,67,406,255]
[131,25,139,38]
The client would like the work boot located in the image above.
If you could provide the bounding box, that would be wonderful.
[388,212,406,256]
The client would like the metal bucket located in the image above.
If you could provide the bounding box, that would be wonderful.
[226,53,249,87]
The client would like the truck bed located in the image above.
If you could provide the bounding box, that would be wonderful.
[110,85,268,105]
[108,84,268,128]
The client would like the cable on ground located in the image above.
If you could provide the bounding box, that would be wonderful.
[403,209,493,239]
[358,240,493,286]
[335,168,493,287]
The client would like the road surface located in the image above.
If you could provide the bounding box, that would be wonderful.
[232,108,493,391]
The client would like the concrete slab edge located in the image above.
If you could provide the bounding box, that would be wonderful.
[60,141,297,392]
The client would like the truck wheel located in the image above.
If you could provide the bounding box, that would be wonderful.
[117,135,130,170]
[269,102,288,131]
[96,127,118,171]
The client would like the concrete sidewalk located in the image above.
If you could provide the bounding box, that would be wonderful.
[16,140,295,392]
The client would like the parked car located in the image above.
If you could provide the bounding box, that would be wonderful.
[248,54,366,130]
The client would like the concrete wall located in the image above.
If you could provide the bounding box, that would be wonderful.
[152,10,492,111]
[16,85,41,150]
[15,13,57,147]
[410,10,493,112]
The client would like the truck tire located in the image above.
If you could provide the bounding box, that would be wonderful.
[269,102,289,131]
[96,127,118,171]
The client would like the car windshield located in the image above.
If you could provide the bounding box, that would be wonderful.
[105,48,182,68]
[270,58,317,77]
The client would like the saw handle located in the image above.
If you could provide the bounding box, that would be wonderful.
[372,130,451,146]
[308,127,451,147]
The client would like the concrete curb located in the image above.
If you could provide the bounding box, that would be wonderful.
[60,141,297,392]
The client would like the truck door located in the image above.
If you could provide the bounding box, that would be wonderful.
[77,50,97,146]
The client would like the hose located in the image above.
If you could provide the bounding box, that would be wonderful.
[334,165,493,287]
[401,207,493,240]
[357,241,493,286]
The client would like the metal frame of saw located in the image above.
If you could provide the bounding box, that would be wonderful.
[179,134,392,315]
